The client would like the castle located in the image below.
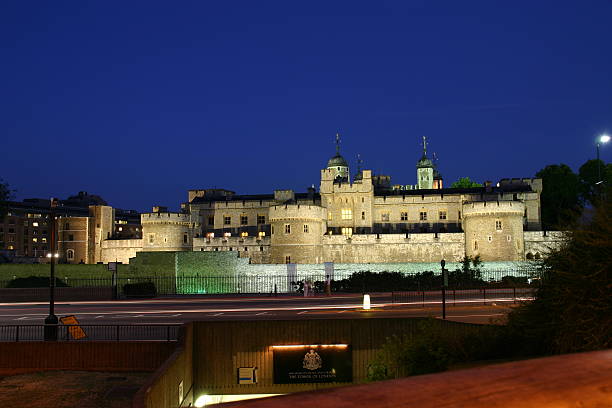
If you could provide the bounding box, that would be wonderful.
[56,136,563,265]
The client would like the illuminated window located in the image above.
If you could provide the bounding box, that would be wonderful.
[258,231,266,238]
[303,224,309,233]
[223,232,231,237]
[419,211,427,221]
[206,232,215,238]
[328,212,332,221]
[240,215,248,225]
[33,222,39,227]
[257,215,266,224]
[241,232,248,237]
[341,209,352,220]
[118,227,123,232]
[495,220,502,230]
[439,211,447,220]
[41,237,47,243]
[224,216,231,225]
[341,227,353,237]
[32,238,38,243]
[400,212,408,221]
[284,224,291,234]
[381,212,390,222]
[66,249,74,261]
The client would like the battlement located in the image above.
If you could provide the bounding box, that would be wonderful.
[141,212,194,225]
[462,201,525,217]
[498,178,543,193]
[320,169,373,193]
[269,204,327,221]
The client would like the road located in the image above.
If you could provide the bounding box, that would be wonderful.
[0,291,524,326]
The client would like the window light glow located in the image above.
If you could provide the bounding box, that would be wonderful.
[271,344,348,349]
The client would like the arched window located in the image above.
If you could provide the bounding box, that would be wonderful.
[66,249,74,261]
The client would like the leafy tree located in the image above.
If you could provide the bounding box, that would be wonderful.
[506,200,612,355]
[450,177,483,188]
[535,164,582,229]
[0,178,13,220]
[578,159,612,206]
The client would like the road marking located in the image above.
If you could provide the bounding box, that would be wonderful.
[94,315,104,319]
[211,313,224,317]
[297,311,309,315]
[337,310,347,314]
[255,312,267,316]
[446,313,506,318]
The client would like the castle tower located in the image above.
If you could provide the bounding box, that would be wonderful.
[462,201,525,261]
[416,136,434,190]
[269,204,326,264]
[326,133,350,183]
[141,207,200,252]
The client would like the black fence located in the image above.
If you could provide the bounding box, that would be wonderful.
[0,268,541,298]
[391,287,536,306]
[0,324,181,342]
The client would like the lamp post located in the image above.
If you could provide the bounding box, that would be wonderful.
[44,198,59,341]
[596,134,610,184]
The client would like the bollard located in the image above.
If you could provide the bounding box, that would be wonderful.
[363,294,371,310]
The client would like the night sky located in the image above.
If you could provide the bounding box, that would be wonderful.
[1,1,611,212]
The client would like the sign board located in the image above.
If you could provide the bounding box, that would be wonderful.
[108,262,117,272]
[238,367,257,384]
[273,345,352,384]
[59,315,87,340]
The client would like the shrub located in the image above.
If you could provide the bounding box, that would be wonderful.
[6,276,68,288]
[122,281,157,298]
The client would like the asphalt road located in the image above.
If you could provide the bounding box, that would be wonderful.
[0,292,521,326]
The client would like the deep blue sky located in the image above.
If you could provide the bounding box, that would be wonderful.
[1,1,611,212]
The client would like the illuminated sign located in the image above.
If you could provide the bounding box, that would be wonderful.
[272,344,352,384]
[59,315,87,340]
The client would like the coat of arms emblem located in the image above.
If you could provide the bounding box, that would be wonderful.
[303,349,323,370]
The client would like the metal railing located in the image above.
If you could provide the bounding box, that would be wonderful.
[0,324,181,342]
[391,287,535,306]
[0,268,540,297]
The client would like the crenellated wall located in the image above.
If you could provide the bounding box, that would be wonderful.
[193,236,271,263]
[141,212,200,252]
[100,238,143,264]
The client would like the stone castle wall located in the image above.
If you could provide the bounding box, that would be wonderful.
[141,212,199,252]
[524,231,566,259]
[100,238,143,264]
[321,233,465,263]
[463,201,525,261]
[193,236,271,263]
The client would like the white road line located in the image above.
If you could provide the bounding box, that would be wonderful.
[94,315,104,319]
[255,312,267,316]
[211,313,224,317]
[297,311,309,315]
[446,313,506,318]
[337,310,347,314]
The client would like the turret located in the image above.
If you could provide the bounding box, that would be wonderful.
[326,133,350,183]
[416,136,434,190]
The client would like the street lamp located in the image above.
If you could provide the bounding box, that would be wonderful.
[596,134,610,185]
[44,198,59,341]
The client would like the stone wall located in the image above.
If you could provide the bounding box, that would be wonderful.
[321,233,465,263]
[524,231,566,259]
[193,236,271,263]
[141,212,198,252]
[100,238,143,264]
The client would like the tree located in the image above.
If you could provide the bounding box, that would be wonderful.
[0,178,13,220]
[450,177,483,188]
[535,164,582,229]
[578,159,612,206]
[506,200,612,355]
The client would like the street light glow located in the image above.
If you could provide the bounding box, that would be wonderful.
[600,134,610,144]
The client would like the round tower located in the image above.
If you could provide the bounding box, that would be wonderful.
[462,201,525,261]
[269,204,327,264]
[141,211,200,252]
